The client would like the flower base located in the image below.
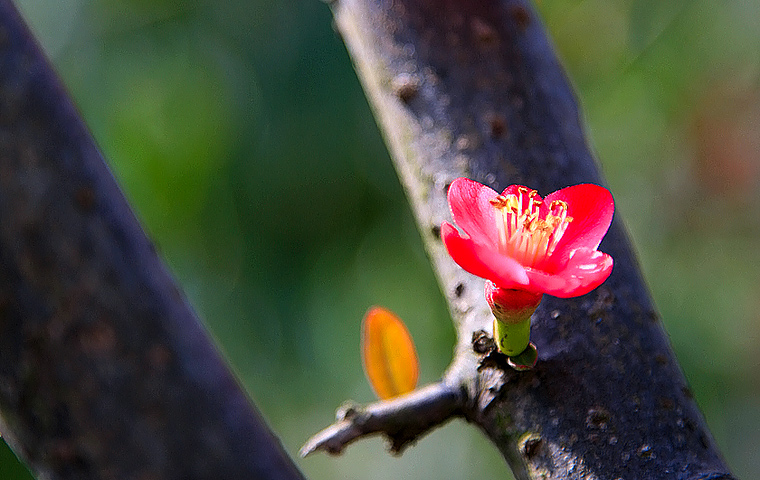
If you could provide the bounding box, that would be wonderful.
[506,342,538,371]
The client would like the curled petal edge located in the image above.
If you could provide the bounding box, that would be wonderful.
[525,248,613,298]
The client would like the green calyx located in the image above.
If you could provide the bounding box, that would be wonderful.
[493,316,531,357]
[507,342,538,371]
[485,283,541,370]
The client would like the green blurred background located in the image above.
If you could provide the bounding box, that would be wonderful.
[4,0,759,478]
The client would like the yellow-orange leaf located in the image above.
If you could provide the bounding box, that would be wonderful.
[361,306,419,400]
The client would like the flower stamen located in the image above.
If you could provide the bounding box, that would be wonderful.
[490,190,573,268]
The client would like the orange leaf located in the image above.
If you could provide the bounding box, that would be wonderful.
[361,306,419,400]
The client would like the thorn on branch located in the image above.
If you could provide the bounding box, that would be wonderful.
[300,382,463,458]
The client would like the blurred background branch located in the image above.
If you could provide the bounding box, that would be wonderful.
[0,1,305,478]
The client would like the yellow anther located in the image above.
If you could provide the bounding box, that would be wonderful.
[490,190,574,267]
[489,195,509,208]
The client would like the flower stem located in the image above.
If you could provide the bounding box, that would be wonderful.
[493,317,531,356]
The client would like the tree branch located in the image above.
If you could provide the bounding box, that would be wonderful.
[301,382,463,457]
[305,0,738,479]
[0,2,304,478]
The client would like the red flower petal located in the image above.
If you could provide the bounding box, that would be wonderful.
[443,178,614,301]
[525,248,613,298]
[447,178,501,248]
[441,222,530,288]
[544,184,614,262]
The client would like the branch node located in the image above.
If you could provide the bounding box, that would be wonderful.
[336,400,361,421]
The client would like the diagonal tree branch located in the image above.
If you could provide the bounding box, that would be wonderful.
[0,2,305,478]
[304,0,737,479]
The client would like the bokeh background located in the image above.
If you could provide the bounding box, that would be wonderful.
[4,0,759,478]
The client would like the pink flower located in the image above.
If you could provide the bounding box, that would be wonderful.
[441,178,614,298]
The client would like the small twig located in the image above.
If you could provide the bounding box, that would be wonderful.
[300,382,464,457]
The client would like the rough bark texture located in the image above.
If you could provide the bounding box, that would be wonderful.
[326,0,737,478]
[0,2,305,479]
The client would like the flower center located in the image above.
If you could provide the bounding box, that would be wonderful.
[489,187,573,268]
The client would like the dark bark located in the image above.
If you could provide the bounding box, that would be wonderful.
[305,0,737,479]
[0,2,305,479]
